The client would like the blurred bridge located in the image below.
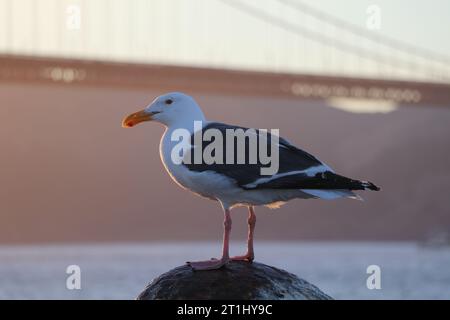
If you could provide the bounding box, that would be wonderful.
[0,0,449,106]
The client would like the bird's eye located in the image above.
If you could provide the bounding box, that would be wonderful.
[165,99,173,105]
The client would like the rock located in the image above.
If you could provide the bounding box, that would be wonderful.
[137,261,332,300]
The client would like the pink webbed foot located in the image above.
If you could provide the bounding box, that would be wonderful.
[186,257,229,271]
[231,253,254,262]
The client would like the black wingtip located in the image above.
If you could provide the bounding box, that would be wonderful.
[364,181,381,191]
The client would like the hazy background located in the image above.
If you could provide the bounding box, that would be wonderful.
[1,83,450,243]
[0,0,450,299]
[1,0,449,243]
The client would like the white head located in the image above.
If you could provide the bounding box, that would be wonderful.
[122,92,205,128]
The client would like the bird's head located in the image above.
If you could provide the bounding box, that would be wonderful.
[122,92,204,128]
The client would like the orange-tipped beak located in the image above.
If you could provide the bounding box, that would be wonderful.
[122,109,153,128]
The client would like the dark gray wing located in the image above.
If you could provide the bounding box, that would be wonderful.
[183,122,327,188]
[182,122,380,191]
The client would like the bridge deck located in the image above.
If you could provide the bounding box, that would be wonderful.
[1,55,449,107]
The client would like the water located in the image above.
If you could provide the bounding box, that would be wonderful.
[0,242,449,300]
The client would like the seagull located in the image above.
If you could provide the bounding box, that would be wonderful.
[122,92,380,270]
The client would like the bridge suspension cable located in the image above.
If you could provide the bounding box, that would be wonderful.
[278,0,450,66]
[218,0,450,82]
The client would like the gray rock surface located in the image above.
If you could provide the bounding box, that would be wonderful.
[137,261,332,300]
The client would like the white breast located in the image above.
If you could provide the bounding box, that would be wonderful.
[158,126,232,200]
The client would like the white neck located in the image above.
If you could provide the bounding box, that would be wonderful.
[159,112,208,171]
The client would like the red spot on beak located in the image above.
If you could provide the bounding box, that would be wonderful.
[127,121,134,127]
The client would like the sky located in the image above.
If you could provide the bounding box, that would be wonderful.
[0,0,450,81]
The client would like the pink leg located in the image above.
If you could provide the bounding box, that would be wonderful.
[187,208,231,270]
[231,206,256,262]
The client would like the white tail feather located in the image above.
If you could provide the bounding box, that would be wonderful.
[302,189,363,200]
